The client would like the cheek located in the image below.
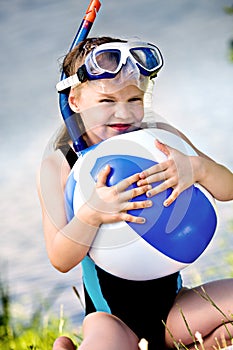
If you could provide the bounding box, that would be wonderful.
[81,109,107,133]
[132,105,144,121]
[82,105,112,124]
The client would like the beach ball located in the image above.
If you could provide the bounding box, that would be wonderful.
[65,128,218,280]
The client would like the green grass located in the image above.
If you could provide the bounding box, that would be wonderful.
[0,279,81,349]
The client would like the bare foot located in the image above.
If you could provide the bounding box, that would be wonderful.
[53,336,76,350]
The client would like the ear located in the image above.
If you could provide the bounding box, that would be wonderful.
[68,88,80,113]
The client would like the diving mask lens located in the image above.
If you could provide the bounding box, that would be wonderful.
[94,50,121,73]
[130,46,161,73]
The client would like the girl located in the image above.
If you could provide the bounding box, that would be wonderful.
[37,36,233,350]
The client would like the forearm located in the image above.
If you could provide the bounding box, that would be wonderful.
[46,205,100,273]
[192,156,233,201]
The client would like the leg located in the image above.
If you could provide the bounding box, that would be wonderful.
[79,311,140,350]
[165,279,233,349]
[53,336,76,350]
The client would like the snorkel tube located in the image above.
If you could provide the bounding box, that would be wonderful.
[59,0,102,153]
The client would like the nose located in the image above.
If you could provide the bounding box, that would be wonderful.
[113,102,131,119]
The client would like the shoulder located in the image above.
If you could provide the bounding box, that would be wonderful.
[38,149,72,191]
[42,149,70,171]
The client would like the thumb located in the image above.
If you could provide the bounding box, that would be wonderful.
[96,164,111,187]
[155,139,170,157]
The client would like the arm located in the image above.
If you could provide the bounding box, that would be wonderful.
[37,150,152,273]
[138,122,233,205]
[190,152,233,201]
[37,150,95,272]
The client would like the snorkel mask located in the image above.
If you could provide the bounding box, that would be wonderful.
[56,41,163,93]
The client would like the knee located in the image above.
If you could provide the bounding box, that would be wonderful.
[82,312,139,347]
[53,336,76,350]
[83,311,113,326]
[79,313,115,349]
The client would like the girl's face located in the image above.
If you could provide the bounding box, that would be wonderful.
[69,82,145,146]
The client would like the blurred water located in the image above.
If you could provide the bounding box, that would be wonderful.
[0,0,233,330]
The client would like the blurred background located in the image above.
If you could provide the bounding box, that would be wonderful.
[0,0,232,329]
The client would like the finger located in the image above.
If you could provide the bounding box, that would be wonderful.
[138,161,168,181]
[104,212,146,224]
[121,184,152,202]
[163,189,179,207]
[137,171,167,186]
[146,178,175,197]
[120,212,146,224]
[96,165,111,187]
[116,172,140,192]
[125,199,153,211]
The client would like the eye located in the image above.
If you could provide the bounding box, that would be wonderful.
[128,97,143,103]
[99,98,115,103]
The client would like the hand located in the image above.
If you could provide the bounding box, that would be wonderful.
[137,139,195,206]
[84,165,153,225]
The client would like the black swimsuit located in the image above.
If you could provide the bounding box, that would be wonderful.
[60,145,182,350]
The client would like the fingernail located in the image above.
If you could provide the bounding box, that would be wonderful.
[146,191,152,197]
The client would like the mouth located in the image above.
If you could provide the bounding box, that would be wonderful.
[109,124,132,132]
